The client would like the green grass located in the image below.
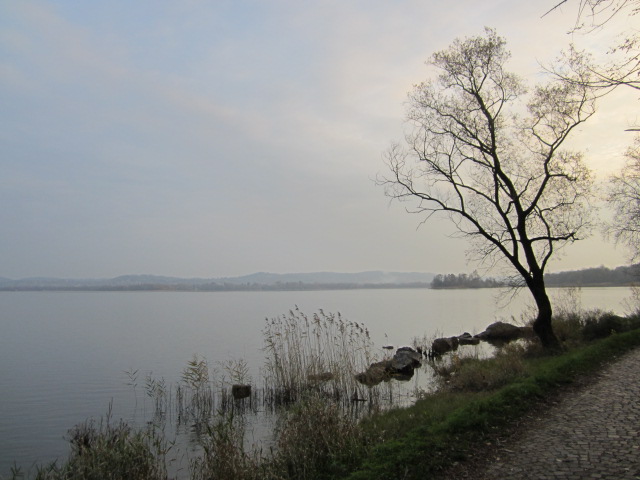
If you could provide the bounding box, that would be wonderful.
[341,328,640,480]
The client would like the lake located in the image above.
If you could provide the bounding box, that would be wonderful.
[0,287,633,475]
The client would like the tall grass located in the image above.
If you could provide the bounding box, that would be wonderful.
[11,411,171,480]
[176,355,217,424]
[187,393,371,480]
[271,394,370,480]
[189,413,260,480]
[262,307,378,406]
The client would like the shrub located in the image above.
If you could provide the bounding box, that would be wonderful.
[582,311,631,340]
[29,419,168,480]
[551,312,584,345]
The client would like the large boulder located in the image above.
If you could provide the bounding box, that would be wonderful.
[475,321,525,343]
[355,360,392,387]
[356,347,422,386]
[392,346,422,372]
[431,336,460,356]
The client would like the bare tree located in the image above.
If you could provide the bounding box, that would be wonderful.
[544,0,639,30]
[547,2,640,259]
[551,44,640,114]
[380,29,596,349]
[607,138,640,257]
[547,0,639,112]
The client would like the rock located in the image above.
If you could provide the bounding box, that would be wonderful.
[356,347,422,386]
[392,346,422,372]
[431,336,460,355]
[457,332,480,345]
[382,345,394,350]
[231,384,252,400]
[519,326,535,339]
[355,360,392,387]
[475,322,525,343]
[396,346,421,356]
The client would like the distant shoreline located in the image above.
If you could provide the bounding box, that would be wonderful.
[1,265,636,292]
[0,282,434,292]
[0,282,635,293]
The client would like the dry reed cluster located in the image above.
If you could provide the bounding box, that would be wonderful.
[262,307,379,406]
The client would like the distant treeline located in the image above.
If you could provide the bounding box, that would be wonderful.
[430,271,504,289]
[545,264,640,287]
[431,264,640,289]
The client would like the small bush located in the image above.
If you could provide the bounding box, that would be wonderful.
[29,419,168,480]
[582,311,631,340]
[551,312,584,345]
[552,306,640,346]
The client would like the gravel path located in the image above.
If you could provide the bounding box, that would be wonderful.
[466,348,640,480]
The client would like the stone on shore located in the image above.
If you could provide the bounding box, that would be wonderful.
[231,384,252,400]
[356,347,422,386]
[457,332,480,345]
[475,321,525,342]
[431,336,460,355]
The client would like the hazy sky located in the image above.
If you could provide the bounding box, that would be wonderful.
[1,1,638,279]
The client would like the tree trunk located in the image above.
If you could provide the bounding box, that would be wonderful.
[529,280,561,350]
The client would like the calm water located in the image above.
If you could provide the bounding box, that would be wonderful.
[0,287,632,475]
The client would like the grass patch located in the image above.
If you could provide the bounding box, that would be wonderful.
[432,344,527,392]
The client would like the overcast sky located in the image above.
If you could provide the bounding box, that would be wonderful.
[1,1,638,279]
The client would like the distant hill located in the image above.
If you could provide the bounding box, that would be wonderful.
[2,265,635,292]
[0,271,435,292]
[221,271,435,285]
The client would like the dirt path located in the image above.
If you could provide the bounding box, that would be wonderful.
[449,347,640,479]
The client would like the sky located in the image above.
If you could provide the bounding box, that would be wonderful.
[1,0,639,279]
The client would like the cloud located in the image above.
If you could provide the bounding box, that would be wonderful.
[0,0,634,277]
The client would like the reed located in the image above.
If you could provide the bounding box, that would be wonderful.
[17,412,171,480]
[271,393,371,479]
[188,391,372,480]
[262,307,378,407]
[177,355,216,424]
